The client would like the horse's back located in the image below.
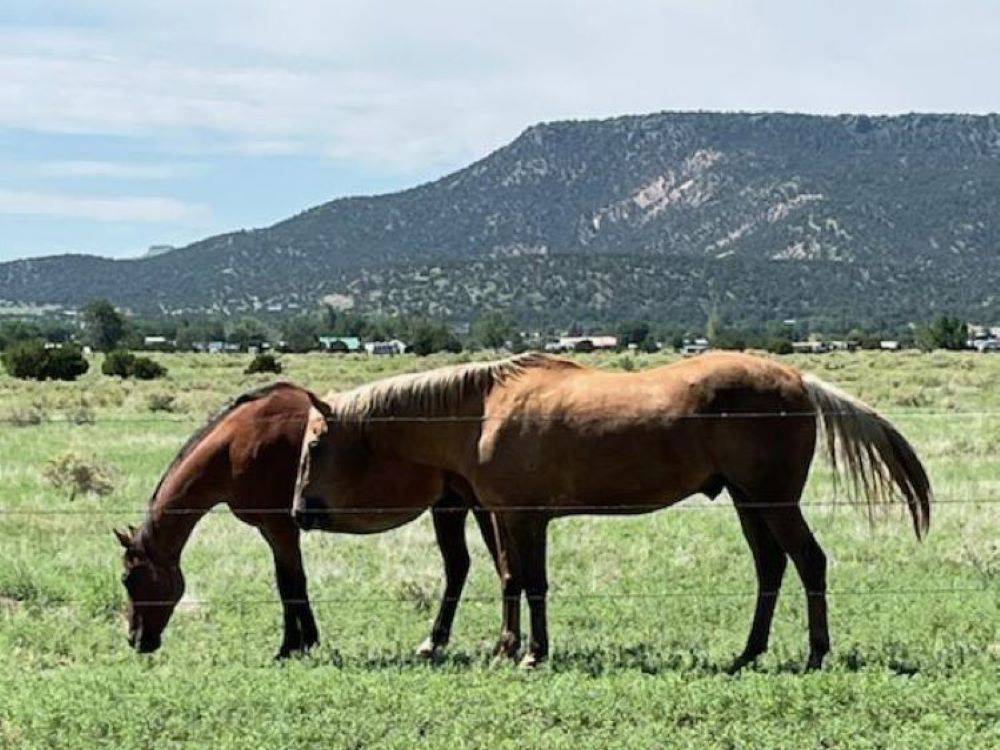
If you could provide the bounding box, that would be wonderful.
[475,352,814,508]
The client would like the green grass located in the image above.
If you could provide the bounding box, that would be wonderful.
[1,351,998,749]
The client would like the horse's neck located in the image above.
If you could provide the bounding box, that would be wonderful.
[360,398,484,471]
[143,458,223,564]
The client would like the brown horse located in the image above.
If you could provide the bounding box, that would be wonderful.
[115,381,497,658]
[294,351,932,671]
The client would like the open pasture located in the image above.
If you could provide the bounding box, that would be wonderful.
[1,350,998,749]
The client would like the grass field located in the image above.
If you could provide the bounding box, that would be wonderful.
[1,350,998,749]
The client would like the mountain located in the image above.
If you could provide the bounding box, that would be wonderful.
[2,112,999,327]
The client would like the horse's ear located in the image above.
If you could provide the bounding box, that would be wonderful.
[114,527,131,549]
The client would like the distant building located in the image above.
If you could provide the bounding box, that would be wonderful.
[792,341,828,354]
[827,340,858,351]
[143,335,174,350]
[545,335,618,353]
[364,339,407,356]
[193,340,240,354]
[967,322,1000,352]
[681,338,710,356]
[319,336,361,353]
[879,340,901,351]
[966,323,998,339]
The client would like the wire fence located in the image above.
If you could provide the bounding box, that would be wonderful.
[2,406,996,612]
[4,408,1000,425]
[5,586,995,611]
[2,496,999,516]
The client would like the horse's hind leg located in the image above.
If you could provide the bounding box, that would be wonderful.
[759,505,829,670]
[416,490,471,659]
[260,522,319,659]
[727,500,788,673]
[493,511,549,667]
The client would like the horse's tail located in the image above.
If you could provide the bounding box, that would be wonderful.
[801,373,932,539]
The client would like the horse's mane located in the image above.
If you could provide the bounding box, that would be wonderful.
[147,381,304,506]
[333,352,578,421]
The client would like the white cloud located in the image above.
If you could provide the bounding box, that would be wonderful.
[1,1,998,173]
[0,189,205,222]
[37,161,198,179]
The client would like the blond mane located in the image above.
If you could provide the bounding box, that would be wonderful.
[331,351,576,422]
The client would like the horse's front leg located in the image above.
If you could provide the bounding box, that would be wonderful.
[416,492,471,660]
[260,522,319,659]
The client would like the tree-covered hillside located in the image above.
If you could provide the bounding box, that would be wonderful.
[2,112,998,326]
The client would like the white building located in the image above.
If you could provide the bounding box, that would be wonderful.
[364,339,407,356]
[545,335,619,352]
[681,338,710,356]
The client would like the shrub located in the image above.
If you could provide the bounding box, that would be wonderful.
[101,350,166,379]
[131,357,166,380]
[615,355,636,372]
[3,407,44,427]
[915,315,968,352]
[245,353,282,374]
[43,451,115,502]
[147,393,176,412]
[409,322,462,356]
[767,338,794,355]
[101,350,136,377]
[2,340,89,381]
[64,405,96,425]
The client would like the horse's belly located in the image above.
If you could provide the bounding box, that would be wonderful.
[324,509,425,535]
[478,424,712,509]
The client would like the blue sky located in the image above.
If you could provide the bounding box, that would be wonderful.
[2,1,998,261]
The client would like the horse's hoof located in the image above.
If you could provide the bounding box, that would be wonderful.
[518,652,545,670]
[804,655,826,672]
[414,638,444,661]
[724,653,757,675]
[492,633,521,660]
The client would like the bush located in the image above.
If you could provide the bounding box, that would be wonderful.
[409,322,462,356]
[245,353,282,374]
[101,350,166,379]
[915,315,968,352]
[2,340,89,381]
[101,350,135,377]
[147,393,176,412]
[43,451,115,502]
[3,407,44,427]
[131,357,166,380]
[767,338,794,355]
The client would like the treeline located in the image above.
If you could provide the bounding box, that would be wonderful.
[0,296,980,384]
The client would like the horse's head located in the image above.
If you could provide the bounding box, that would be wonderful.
[114,526,185,653]
[293,390,447,533]
[292,393,343,531]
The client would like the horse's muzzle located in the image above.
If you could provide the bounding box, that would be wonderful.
[129,627,161,653]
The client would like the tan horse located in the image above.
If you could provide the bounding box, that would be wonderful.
[115,382,497,659]
[294,351,932,671]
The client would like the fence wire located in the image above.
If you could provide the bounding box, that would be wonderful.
[3,409,1000,426]
[2,495,999,516]
[2,406,995,611]
[3,586,995,611]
